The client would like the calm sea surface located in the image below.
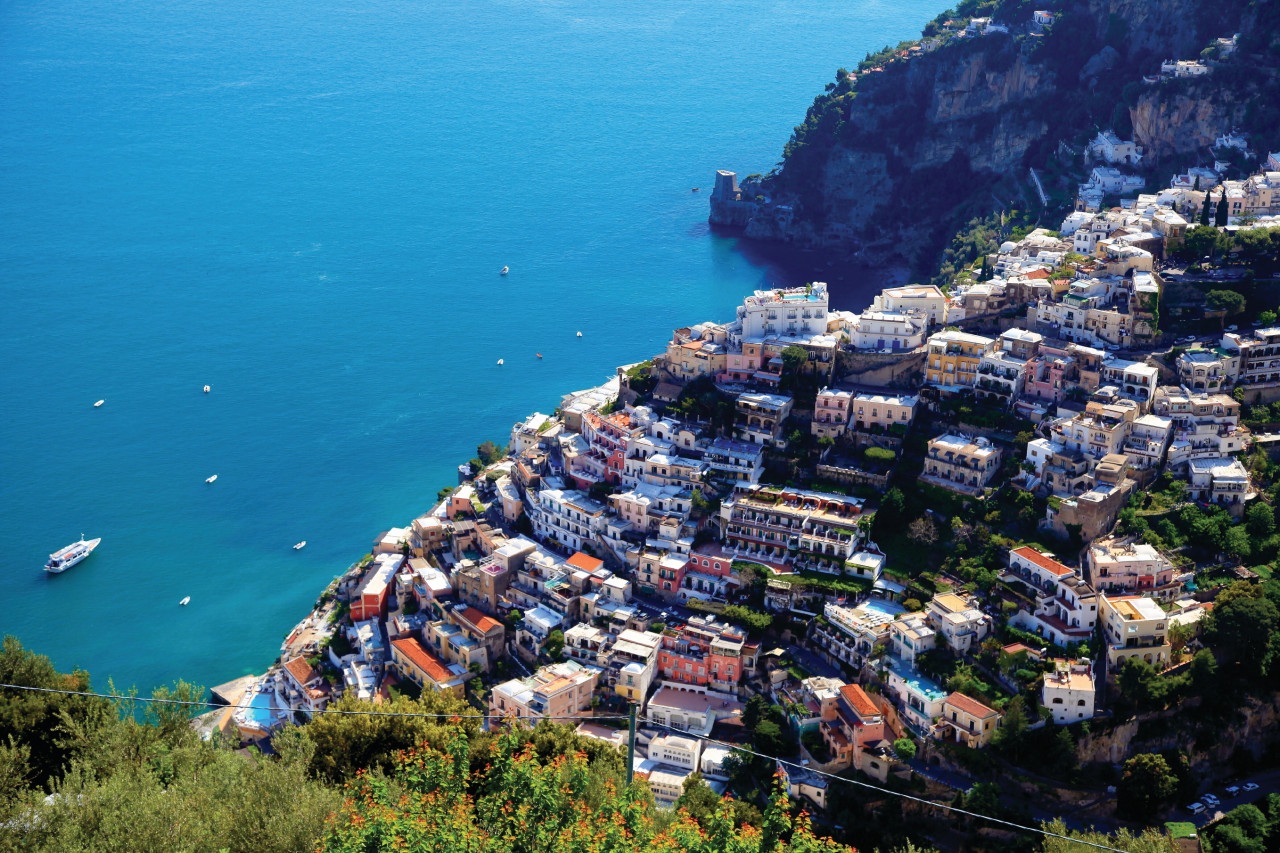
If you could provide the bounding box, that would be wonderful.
[0,0,939,693]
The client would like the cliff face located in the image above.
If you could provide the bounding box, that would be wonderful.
[713,0,1277,274]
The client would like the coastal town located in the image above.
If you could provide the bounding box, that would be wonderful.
[203,142,1280,835]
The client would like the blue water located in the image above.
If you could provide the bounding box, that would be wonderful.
[243,688,276,728]
[0,0,940,695]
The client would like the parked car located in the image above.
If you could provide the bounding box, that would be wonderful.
[1203,794,1220,807]
[1244,783,1260,792]
[1226,786,1241,796]
[1227,325,1239,331]
[1186,802,1207,815]
[1181,335,1197,342]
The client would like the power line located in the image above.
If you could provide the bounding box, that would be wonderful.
[2,681,1131,850]
[644,721,1135,853]
[0,682,630,722]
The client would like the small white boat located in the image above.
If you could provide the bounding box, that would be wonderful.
[94,400,104,407]
[293,541,306,550]
[497,358,504,365]
[205,474,218,483]
[203,385,211,393]
[500,266,509,275]
[576,331,582,337]
[179,596,190,606]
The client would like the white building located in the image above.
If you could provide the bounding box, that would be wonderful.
[846,310,927,351]
[870,284,953,327]
[1089,131,1143,166]
[735,284,830,340]
[1187,457,1255,518]
[1042,659,1096,725]
[528,488,608,553]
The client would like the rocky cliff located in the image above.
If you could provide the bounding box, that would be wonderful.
[712,0,1280,275]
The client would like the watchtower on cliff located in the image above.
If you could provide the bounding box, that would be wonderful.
[711,170,741,203]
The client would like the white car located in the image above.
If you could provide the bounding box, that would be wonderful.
[1227,325,1239,331]
[1226,786,1241,796]
[1244,783,1260,792]
[1182,335,1197,342]
[1203,794,1220,807]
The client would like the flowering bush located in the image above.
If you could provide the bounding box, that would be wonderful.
[320,727,855,853]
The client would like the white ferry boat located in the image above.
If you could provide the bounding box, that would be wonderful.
[45,537,101,573]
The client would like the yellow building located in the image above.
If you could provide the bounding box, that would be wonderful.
[925,330,996,390]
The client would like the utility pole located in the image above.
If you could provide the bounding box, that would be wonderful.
[626,702,637,785]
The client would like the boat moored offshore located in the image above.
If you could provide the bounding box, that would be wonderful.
[45,536,101,573]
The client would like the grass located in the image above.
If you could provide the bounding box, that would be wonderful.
[1164,822,1197,840]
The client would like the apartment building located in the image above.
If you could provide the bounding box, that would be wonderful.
[812,387,853,439]
[1006,546,1099,648]
[870,284,952,326]
[1100,595,1170,669]
[704,437,765,484]
[846,310,926,350]
[350,553,404,622]
[528,488,608,553]
[924,330,997,390]
[921,434,1001,495]
[1187,457,1255,518]
[1152,387,1249,471]
[719,484,868,569]
[926,592,991,654]
[1042,659,1096,724]
[975,348,1029,408]
[735,392,794,446]
[888,612,936,665]
[851,392,918,432]
[657,615,747,694]
[937,692,1001,748]
[489,660,601,721]
[390,637,470,698]
[735,284,830,340]
[814,600,904,668]
[1085,537,1178,598]
[818,683,889,772]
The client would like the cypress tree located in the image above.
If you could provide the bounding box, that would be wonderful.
[1200,192,1213,226]
[1215,193,1230,227]
[1193,176,1201,192]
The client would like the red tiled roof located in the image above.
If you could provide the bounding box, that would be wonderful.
[283,656,318,687]
[391,637,452,684]
[566,552,604,573]
[839,684,879,720]
[1024,269,1052,279]
[944,691,999,720]
[1011,546,1072,577]
[460,606,502,635]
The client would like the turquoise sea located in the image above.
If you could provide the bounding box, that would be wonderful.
[0,0,940,694]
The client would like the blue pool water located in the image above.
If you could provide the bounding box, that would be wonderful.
[0,0,942,695]
[242,689,277,729]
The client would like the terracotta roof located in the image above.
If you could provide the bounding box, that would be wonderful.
[1011,546,1072,577]
[1024,269,1052,279]
[566,552,605,573]
[459,606,502,635]
[391,637,452,684]
[944,691,999,719]
[283,656,318,687]
[838,684,880,720]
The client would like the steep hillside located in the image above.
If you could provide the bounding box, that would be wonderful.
[712,0,1280,275]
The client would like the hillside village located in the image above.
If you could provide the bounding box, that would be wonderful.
[222,145,1280,840]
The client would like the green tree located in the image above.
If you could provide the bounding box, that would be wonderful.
[1036,819,1181,853]
[1246,502,1276,538]
[1225,524,1254,561]
[1217,193,1231,227]
[1117,752,1177,819]
[476,440,506,465]
[1207,289,1247,316]
[1205,586,1280,676]
[1260,310,1278,327]
[1201,192,1213,226]
[545,629,565,660]
[304,692,482,784]
[892,737,917,761]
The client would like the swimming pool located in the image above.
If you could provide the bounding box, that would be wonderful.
[239,688,277,730]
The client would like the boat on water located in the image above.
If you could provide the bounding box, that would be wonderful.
[536,353,542,359]
[293,541,306,550]
[203,385,211,393]
[500,266,509,275]
[576,331,582,337]
[179,596,190,606]
[497,358,504,365]
[94,400,104,407]
[45,536,101,573]
[206,474,218,483]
